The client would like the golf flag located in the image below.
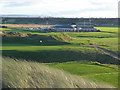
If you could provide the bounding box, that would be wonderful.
[40,40,42,42]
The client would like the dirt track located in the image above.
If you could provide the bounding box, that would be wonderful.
[83,45,119,60]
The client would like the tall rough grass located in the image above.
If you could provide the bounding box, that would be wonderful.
[2,57,115,88]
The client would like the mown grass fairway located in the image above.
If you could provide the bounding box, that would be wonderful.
[1,25,119,88]
[46,61,118,87]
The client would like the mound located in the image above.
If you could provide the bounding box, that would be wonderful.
[52,33,75,42]
[2,31,70,45]
[2,57,114,88]
[2,31,28,37]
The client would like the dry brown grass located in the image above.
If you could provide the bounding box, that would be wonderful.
[2,31,28,37]
[0,24,54,28]
[2,57,115,88]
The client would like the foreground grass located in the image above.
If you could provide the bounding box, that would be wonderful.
[46,61,118,87]
[2,57,115,88]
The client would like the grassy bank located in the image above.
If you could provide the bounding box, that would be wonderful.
[2,45,117,64]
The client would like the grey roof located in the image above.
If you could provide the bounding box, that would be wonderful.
[51,24,74,28]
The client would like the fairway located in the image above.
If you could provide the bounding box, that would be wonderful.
[46,61,118,87]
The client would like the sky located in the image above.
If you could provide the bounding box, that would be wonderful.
[0,0,119,18]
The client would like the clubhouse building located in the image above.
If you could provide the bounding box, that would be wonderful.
[48,22,100,32]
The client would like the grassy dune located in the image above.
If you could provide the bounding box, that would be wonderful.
[2,57,115,88]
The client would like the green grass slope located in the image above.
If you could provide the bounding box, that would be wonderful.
[2,45,117,64]
[2,57,115,88]
[46,61,118,87]
[66,27,118,55]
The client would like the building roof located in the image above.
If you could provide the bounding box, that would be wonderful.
[51,24,74,29]
[80,28,97,30]
[77,25,94,27]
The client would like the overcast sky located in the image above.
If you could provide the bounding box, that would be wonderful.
[0,0,119,18]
